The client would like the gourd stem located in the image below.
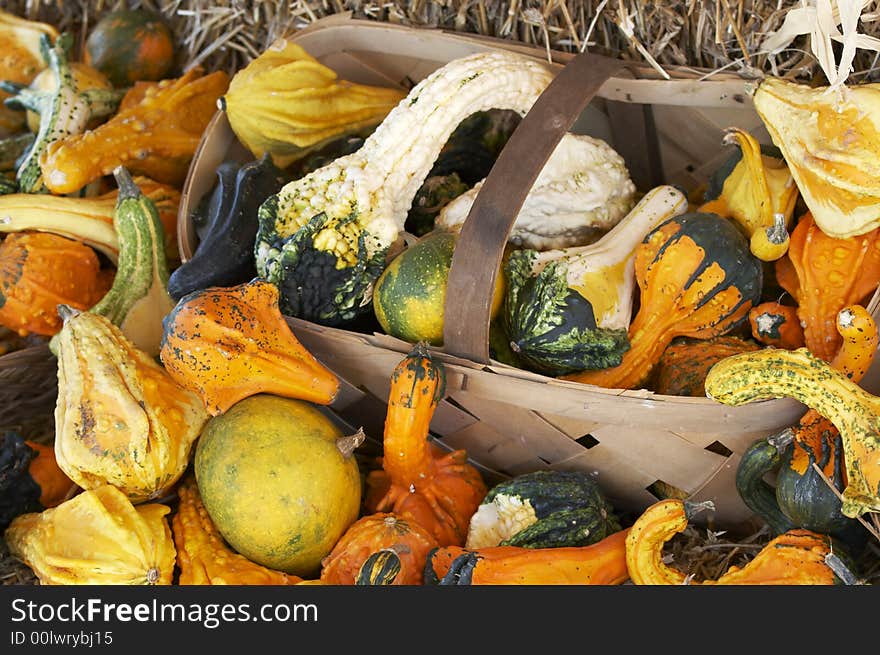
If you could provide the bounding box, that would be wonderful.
[824,552,861,585]
[682,500,715,520]
[56,304,80,323]
[336,428,365,459]
[768,427,795,452]
[766,214,789,245]
[112,166,140,202]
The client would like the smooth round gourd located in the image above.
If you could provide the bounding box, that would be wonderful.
[194,394,362,577]
[84,9,176,87]
[373,231,504,345]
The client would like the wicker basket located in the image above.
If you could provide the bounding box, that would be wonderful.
[180,15,880,528]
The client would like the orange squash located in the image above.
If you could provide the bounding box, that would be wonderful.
[365,344,487,546]
[159,279,340,416]
[748,301,805,349]
[0,232,112,337]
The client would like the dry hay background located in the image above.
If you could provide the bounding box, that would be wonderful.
[3,0,880,82]
[2,0,880,584]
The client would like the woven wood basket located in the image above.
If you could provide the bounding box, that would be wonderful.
[181,15,880,528]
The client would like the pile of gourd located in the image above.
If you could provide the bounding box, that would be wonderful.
[0,7,877,585]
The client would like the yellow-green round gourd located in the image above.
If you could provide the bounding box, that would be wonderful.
[373,230,504,345]
[193,394,362,577]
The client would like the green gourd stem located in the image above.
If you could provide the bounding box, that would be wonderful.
[705,347,880,518]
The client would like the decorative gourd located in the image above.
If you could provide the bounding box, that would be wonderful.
[775,211,880,361]
[172,476,302,585]
[426,528,630,585]
[0,176,181,264]
[502,185,687,375]
[83,9,176,87]
[52,168,175,358]
[160,279,339,416]
[25,62,114,133]
[0,10,58,137]
[436,132,635,250]
[39,67,229,193]
[705,346,880,517]
[748,301,804,349]
[167,156,286,300]
[355,550,402,586]
[465,470,621,549]
[0,431,76,529]
[320,513,440,585]
[365,344,487,546]
[223,38,406,168]
[0,231,112,337]
[54,308,208,502]
[653,335,761,397]
[254,51,618,325]
[625,499,850,585]
[4,484,176,585]
[1,33,123,193]
[698,128,798,261]
[562,212,763,390]
[752,76,880,239]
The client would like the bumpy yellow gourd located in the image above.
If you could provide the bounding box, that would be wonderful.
[223,38,406,168]
[4,484,176,585]
[54,308,208,502]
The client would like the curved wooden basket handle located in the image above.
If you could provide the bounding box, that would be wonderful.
[442,52,626,363]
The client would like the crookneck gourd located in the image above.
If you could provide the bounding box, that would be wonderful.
[0,9,58,137]
[653,335,760,397]
[54,307,208,503]
[38,67,229,193]
[167,156,286,301]
[0,431,77,530]
[625,499,852,585]
[173,476,303,585]
[223,38,406,168]
[502,185,687,376]
[49,168,176,358]
[705,345,880,518]
[255,51,630,325]
[425,528,630,585]
[0,176,181,263]
[752,76,880,239]
[748,301,805,350]
[465,470,621,549]
[775,211,880,361]
[0,231,112,337]
[365,344,487,546]
[435,132,636,251]
[320,513,440,585]
[562,212,763,390]
[698,128,798,261]
[4,484,176,585]
[1,32,123,193]
[159,278,340,416]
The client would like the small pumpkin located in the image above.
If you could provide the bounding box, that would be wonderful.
[172,476,302,585]
[320,513,440,585]
[426,528,630,585]
[365,344,487,546]
[160,279,340,416]
[39,67,229,193]
[625,499,851,585]
[84,9,176,87]
[653,335,761,397]
[0,231,112,337]
[562,213,763,390]
[748,301,804,349]
[775,211,880,361]
[54,308,208,502]
[4,484,176,585]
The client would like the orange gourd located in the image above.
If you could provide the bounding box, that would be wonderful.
[775,212,880,361]
[748,301,805,349]
[426,528,630,585]
[365,344,487,546]
[625,499,848,585]
[0,232,112,337]
[320,513,440,585]
[159,279,340,415]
